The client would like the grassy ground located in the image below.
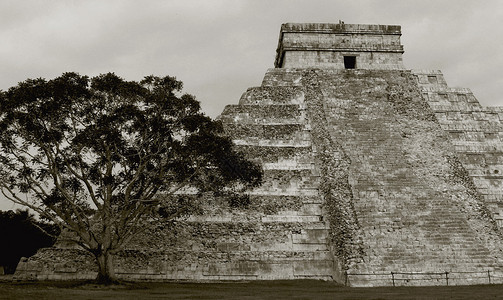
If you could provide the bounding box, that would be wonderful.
[1,279,503,299]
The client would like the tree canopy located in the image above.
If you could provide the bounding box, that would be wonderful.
[0,72,262,283]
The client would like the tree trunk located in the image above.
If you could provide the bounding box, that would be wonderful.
[95,251,117,284]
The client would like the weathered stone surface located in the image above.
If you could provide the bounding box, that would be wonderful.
[14,22,503,287]
[297,69,503,286]
[275,23,405,69]
[414,70,503,227]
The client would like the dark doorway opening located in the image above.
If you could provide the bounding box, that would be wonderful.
[344,56,356,69]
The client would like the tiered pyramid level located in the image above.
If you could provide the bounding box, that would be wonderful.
[15,23,503,286]
[15,80,338,282]
[414,70,503,224]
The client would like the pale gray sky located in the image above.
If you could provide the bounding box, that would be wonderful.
[1,0,502,211]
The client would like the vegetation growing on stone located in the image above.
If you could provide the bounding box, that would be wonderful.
[302,70,364,270]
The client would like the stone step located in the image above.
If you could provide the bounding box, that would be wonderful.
[261,170,320,188]
[292,243,329,251]
[262,168,316,176]
[224,123,308,140]
[230,250,332,261]
[260,69,303,88]
[248,188,319,197]
[360,253,498,265]
[235,144,314,165]
[220,104,303,122]
[276,204,323,216]
[238,85,304,105]
[262,162,315,171]
[412,71,448,87]
[247,195,306,214]
[200,240,332,255]
[245,202,322,216]
[261,215,323,223]
[251,178,320,194]
[321,70,503,283]
[248,194,320,203]
[232,138,312,147]
[202,259,333,278]
[292,229,328,244]
[248,241,329,252]
[303,222,330,230]
[252,185,319,194]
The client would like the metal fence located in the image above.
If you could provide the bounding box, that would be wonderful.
[345,270,503,286]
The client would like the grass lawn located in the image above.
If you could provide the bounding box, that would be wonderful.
[1,279,503,299]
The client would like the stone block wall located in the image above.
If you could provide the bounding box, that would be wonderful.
[14,67,503,287]
[281,51,405,70]
[275,23,404,69]
[297,69,503,286]
[14,72,337,283]
[244,68,503,286]
[413,70,503,226]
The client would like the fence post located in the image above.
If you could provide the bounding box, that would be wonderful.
[445,272,449,286]
[488,270,491,284]
[344,271,348,286]
[391,272,395,287]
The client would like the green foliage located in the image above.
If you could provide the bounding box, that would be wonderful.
[0,72,262,282]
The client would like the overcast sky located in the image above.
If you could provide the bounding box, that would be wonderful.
[1,0,502,211]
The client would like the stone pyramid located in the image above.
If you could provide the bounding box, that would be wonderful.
[15,23,503,287]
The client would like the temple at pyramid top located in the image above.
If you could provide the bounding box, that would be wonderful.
[274,22,405,70]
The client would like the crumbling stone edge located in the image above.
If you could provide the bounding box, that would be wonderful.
[302,70,364,273]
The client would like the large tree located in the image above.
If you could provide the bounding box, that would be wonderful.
[0,72,262,283]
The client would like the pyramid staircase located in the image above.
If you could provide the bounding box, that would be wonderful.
[204,84,335,280]
[300,69,503,286]
[413,70,503,226]
[14,22,503,286]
